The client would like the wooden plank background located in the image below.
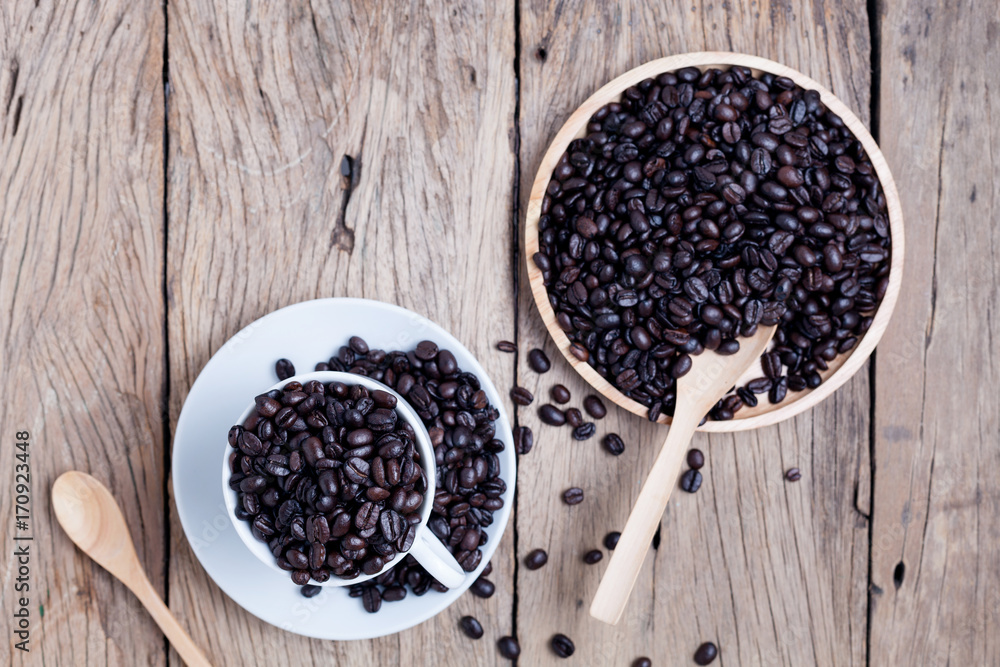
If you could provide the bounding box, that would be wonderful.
[0,0,995,665]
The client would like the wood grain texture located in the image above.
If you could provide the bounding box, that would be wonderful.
[869,1,1000,664]
[165,1,516,664]
[516,2,874,665]
[0,1,166,665]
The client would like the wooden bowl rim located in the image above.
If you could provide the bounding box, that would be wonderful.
[524,51,905,432]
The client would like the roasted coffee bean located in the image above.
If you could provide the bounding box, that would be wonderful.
[551,634,576,658]
[361,587,382,613]
[680,469,703,493]
[470,576,496,598]
[275,358,296,381]
[604,531,621,550]
[300,584,321,598]
[528,348,551,373]
[551,384,572,403]
[525,548,549,570]
[497,340,517,353]
[633,658,652,667]
[565,408,584,428]
[694,641,719,665]
[514,426,534,455]
[603,433,625,456]
[583,395,607,419]
[785,467,802,482]
[510,386,534,406]
[460,615,485,640]
[498,636,521,660]
[584,549,604,564]
[687,448,705,469]
[562,487,585,505]
[572,422,596,440]
[539,404,566,426]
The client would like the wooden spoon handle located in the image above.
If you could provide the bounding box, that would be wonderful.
[127,572,213,667]
[589,409,701,625]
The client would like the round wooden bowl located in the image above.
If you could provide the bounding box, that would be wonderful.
[525,52,904,432]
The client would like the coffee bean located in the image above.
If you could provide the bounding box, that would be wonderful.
[514,426,534,455]
[498,636,521,660]
[603,433,625,456]
[785,467,802,482]
[584,549,604,564]
[460,615,484,640]
[275,358,295,381]
[633,658,652,667]
[569,342,590,361]
[572,423,596,440]
[687,449,705,469]
[415,340,438,360]
[525,548,549,570]
[551,634,576,658]
[539,404,566,426]
[528,348,551,373]
[565,407,584,427]
[470,576,495,598]
[583,395,607,419]
[551,384,572,403]
[497,340,517,353]
[694,641,718,665]
[680,469,703,493]
[510,386,534,405]
[361,587,382,613]
[604,531,621,550]
[562,487,585,505]
[300,584,321,598]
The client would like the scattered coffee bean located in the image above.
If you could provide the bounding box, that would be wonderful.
[694,641,718,665]
[551,634,576,658]
[497,340,517,353]
[634,658,652,667]
[562,487,585,505]
[603,432,625,456]
[535,67,893,422]
[680,469,703,493]
[584,549,604,564]
[460,615,484,639]
[572,422,596,440]
[510,386,534,405]
[604,531,621,550]
[551,384,572,403]
[498,636,521,660]
[525,548,549,570]
[785,467,802,482]
[275,358,295,381]
[528,348,551,373]
[539,404,567,426]
[565,407,584,428]
[362,586,382,613]
[583,395,607,419]
[300,584,321,598]
[470,576,496,598]
[514,426,534,455]
[687,448,705,469]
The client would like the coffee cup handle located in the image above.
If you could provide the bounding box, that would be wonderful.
[408,529,467,589]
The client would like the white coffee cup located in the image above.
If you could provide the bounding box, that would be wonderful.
[222,371,466,589]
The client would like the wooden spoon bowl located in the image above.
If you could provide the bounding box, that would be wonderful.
[524,52,904,432]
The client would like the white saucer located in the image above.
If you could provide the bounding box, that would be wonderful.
[172,298,516,640]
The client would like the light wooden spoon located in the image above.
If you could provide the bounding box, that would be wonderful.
[590,325,776,625]
[52,471,212,667]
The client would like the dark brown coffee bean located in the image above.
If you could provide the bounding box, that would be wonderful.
[572,423,596,440]
[633,658,652,667]
[470,576,495,598]
[361,587,382,613]
[687,448,705,469]
[583,395,607,419]
[275,358,295,381]
[680,469,703,493]
[603,433,625,456]
[538,404,566,426]
[562,487,584,505]
[525,548,548,570]
[510,386,534,405]
[497,340,517,353]
[460,615,484,640]
[785,467,802,482]
[514,426,534,455]
[551,384,572,403]
[415,340,438,360]
[604,531,621,550]
[565,407,583,428]
[694,641,718,665]
[498,636,521,660]
[569,342,590,361]
[584,549,604,564]
[551,634,575,658]
[528,348,551,373]
[300,584,321,598]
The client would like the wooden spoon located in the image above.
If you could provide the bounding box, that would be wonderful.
[590,325,776,625]
[52,471,212,667]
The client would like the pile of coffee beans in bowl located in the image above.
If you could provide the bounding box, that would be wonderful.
[228,379,427,584]
[533,65,892,421]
